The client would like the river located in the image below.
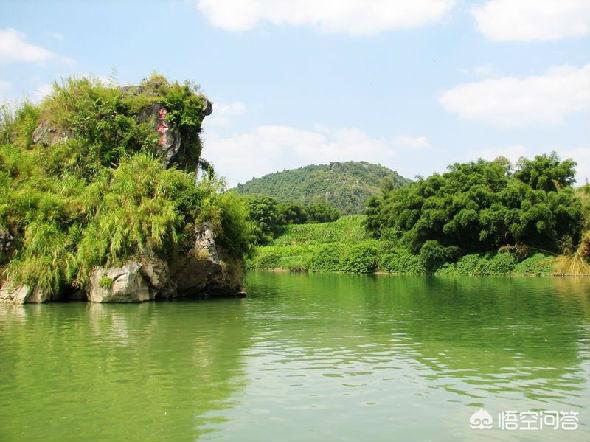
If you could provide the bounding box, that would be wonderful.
[1,272,589,441]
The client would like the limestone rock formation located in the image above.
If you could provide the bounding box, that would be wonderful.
[88,262,151,303]
[0,283,52,304]
[31,120,70,146]
[30,87,212,171]
[86,226,243,303]
[137,104,183,167]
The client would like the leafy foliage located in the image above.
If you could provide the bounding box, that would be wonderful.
[249,214,559,276]
[245,195,340,245]
[366,154,582,255]
[235,161,410,214]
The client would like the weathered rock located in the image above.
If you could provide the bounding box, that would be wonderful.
[168,223,243,298]
[139,255,176,299]
[88,262,152,303]
[138,104,183,167]
[0,284,31,304]
[170,253,243,298]
[0,283,52,304]
[31,120,70,146]
[194,223,219,263]
[0,230,13,253]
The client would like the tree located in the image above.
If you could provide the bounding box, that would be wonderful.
[515,152,576,192]
[366,155,582,254]
[246,196,283,245]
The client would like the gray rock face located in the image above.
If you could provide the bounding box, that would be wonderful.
[0,283,52,304]
[88,263,151,303]
[170,223,242,298]
[138,104,183,167]
[0,284,31,304]
[87,227,243,303]
[31,120,70,146]
[194,223,219,263]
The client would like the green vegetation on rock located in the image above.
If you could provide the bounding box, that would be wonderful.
[235,161,410,214]
[0,75,251,297]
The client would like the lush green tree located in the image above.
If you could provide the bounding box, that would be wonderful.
[278,202,308,225]
[305,203,340,223]
[366,156,583,255]
[246,196,284,245]
[515,152,576,192]
[247,196,341,244]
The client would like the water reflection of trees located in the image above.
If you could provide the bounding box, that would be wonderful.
[0,300,251,441]
[246,272,590,405]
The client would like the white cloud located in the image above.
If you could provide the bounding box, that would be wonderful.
[0,28,55,63]
[206,101,247,127]
[393,135,431,149]
[203,125,397,185]
[196,0,455,35]
[31,84,53,102]
[439,64,590,127]
[473,0,590,42]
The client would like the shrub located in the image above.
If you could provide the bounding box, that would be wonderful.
[309,244,343,272]
[477,252,517,275]
[340,243,378,273]
[419,240,448,272]
[249,250,282,270]
[99,276,113,289]
[513,253,554,276]
[379,249,425,274]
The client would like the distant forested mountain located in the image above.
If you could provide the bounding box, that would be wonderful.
[234,162,410,214]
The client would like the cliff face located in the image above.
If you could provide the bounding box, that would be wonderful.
[0,75,248,304]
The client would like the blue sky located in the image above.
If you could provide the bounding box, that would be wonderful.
[1,0,589,185]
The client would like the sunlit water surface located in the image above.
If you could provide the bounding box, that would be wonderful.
[1,273,589,441]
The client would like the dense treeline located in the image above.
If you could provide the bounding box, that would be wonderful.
[245,195,340,245]
[0,75,251,294]
[250,153,590,276]
[235,161,410,214]
[366,154,583,260]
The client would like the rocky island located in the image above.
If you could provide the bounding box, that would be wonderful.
[0,75,250,303]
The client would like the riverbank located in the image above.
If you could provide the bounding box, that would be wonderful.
[247,215,583,277]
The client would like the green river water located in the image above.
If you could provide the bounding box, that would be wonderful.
[1,272,589,441]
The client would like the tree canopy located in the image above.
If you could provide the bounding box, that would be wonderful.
[366,154,582,256]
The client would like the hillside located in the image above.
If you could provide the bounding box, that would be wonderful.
[234,161,410,214]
